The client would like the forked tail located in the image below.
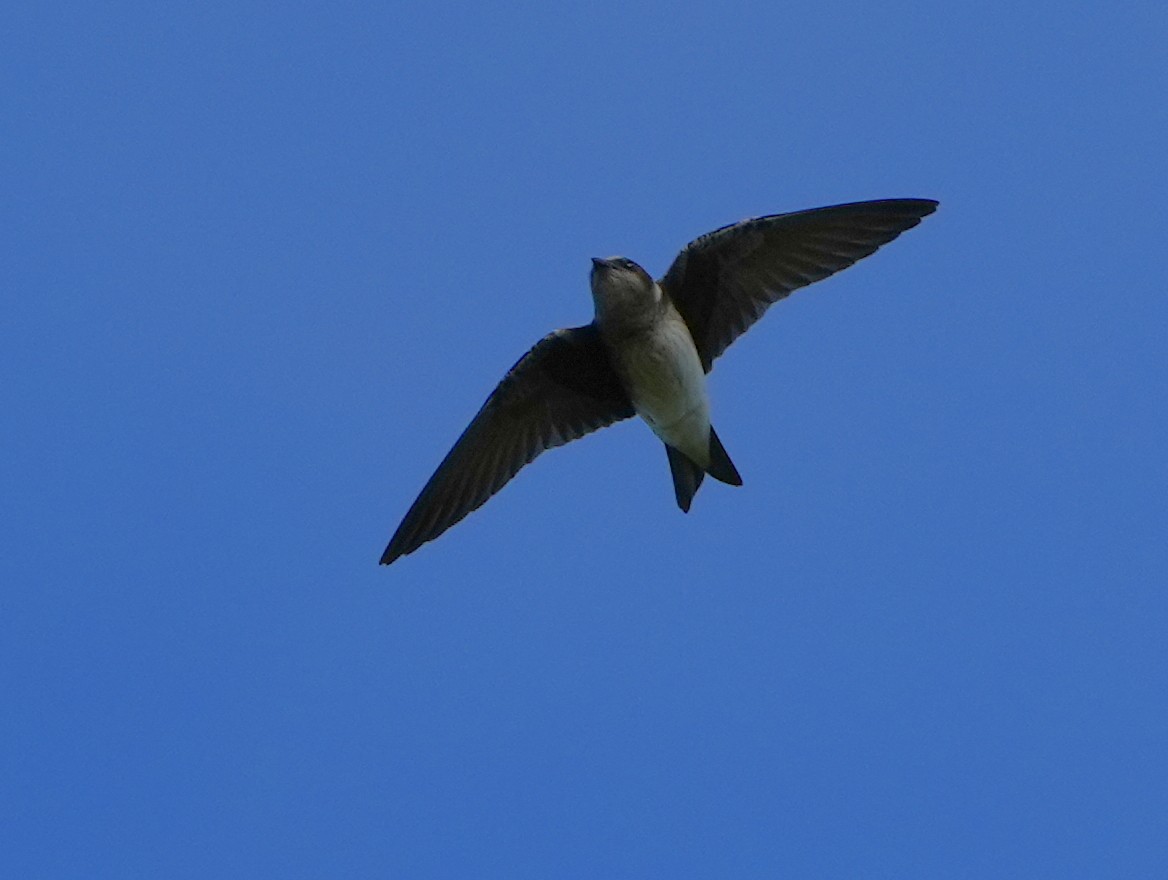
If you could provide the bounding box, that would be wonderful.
[665,425,742,512]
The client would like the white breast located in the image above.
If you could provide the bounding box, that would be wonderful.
[619,308,711,466]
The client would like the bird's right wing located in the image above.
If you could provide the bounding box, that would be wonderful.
[381,323,635,565]
[661,199,938,372]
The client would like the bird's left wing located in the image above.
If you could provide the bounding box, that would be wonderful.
[661,199,938,372]
[381,323,635,565]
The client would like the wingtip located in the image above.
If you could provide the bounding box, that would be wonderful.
[902,197,939,219]
[865,197,939,218]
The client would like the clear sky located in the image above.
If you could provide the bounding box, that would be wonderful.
[4,1,1165,877]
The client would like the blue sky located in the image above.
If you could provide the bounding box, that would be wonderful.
[3,1,1165,877]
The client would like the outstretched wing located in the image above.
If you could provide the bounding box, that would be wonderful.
[661,199,938,372]
[381,323,634,565]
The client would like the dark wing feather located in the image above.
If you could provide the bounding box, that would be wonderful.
[380,323,634,565]
[660,199,938,372]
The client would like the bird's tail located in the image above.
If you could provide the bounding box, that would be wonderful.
[706,425,743,486]
[666,444,705,512]
[665,426,742,512]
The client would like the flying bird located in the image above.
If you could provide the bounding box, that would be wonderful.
[381,198,938,565]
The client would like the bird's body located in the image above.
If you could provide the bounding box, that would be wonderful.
[597,277,711,471]
[380,198,938,565]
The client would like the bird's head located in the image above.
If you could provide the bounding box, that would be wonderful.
[589,256,659,326]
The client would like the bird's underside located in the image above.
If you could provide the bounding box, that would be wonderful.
[380,197,938,565]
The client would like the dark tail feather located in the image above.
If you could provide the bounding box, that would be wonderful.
[666,443,705,512]
[706,426,743,486]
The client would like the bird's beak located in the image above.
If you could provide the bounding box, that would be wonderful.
[591,257,612,271]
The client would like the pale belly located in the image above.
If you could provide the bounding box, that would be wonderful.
[617,316,711,466]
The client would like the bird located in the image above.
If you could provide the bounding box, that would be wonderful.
[380,198,938,565]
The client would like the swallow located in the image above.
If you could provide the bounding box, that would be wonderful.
[380,198,938,565]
